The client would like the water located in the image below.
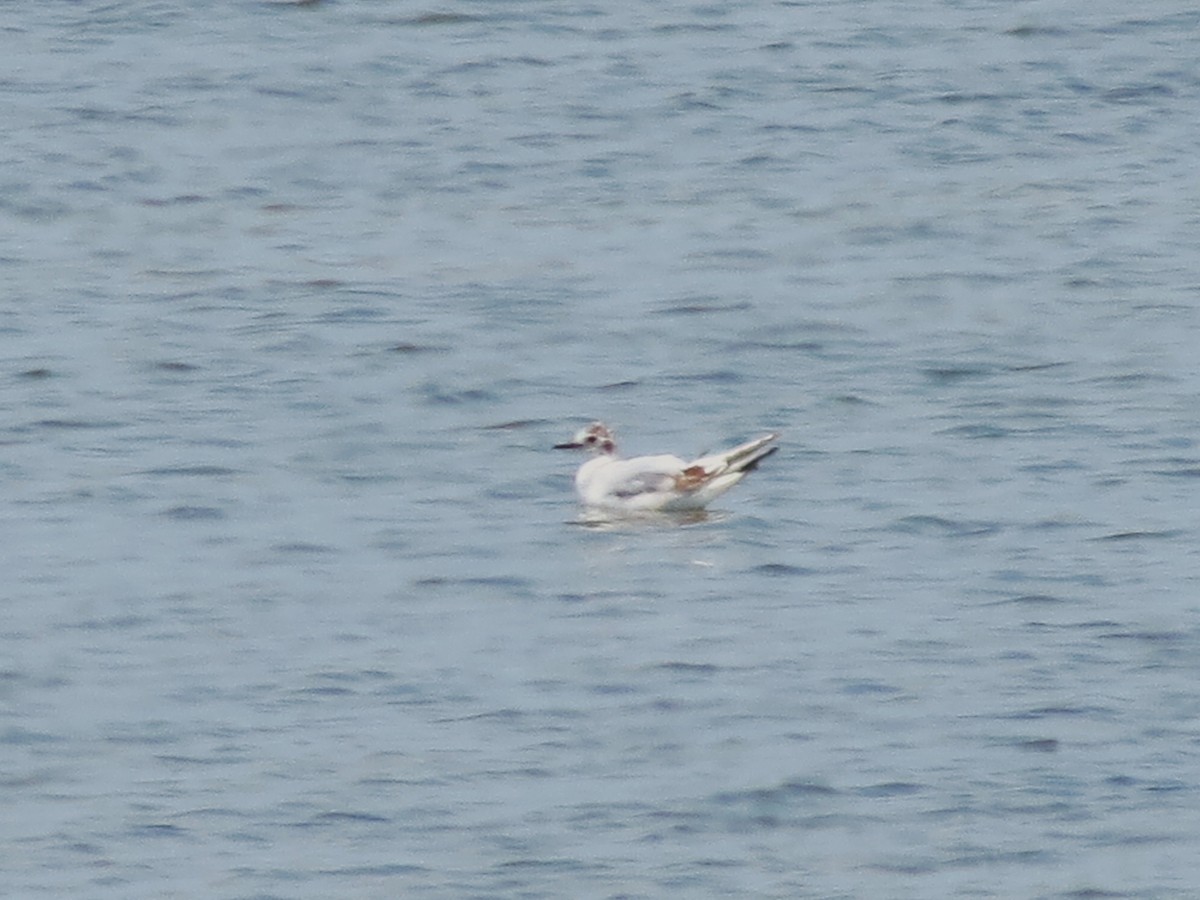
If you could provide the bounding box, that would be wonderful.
[4,1,1200,897]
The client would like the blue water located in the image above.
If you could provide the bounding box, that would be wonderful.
[4,2,1200,897]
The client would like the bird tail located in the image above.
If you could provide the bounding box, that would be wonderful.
[688,433,779,479]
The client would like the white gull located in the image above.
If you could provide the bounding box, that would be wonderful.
[554,421,778,513]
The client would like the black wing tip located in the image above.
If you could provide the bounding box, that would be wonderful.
[739,444,779,473]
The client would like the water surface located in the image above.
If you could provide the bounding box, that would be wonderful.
[4,2,1200,897]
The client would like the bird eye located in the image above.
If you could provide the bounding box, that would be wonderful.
[584,434,597,444]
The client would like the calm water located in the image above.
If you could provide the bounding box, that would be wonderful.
[4,2,1200,897]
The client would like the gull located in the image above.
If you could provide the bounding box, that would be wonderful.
[554,421,779,513]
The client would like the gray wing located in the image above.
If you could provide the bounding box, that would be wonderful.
[602,455,687,499]
[610,471,677,498]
